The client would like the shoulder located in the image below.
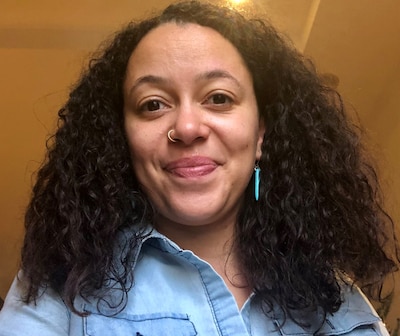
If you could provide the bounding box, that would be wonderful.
[0,272,70,336]
[273,284,389,335]
[320,284,388,335]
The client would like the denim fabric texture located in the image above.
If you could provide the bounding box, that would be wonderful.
[0,228,389,335]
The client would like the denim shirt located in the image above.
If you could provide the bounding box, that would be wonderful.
[0,228,389,336]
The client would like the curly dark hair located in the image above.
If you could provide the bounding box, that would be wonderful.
[21,0,398,321]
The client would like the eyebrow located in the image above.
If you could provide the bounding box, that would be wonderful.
[195,70,242,89]
[128,69,242,95]
[128,75,169,95]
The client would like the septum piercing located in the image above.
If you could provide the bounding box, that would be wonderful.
[167,129,177,143]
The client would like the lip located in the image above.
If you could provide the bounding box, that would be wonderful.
[164,156,218,178]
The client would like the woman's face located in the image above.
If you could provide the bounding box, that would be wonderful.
[123,23,264,230]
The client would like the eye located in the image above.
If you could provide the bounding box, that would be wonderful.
[138,99,168,112]
[203,93,234,109]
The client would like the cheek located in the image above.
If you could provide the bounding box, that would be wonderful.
[242,121,263,151]
[125,120,145,150]
[125,125,146,167]
[129,145,153,191]
[125,124,162,179]
[128,142,150,172]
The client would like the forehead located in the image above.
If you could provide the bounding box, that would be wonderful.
[125,22,250,80]
[135,22,234,51]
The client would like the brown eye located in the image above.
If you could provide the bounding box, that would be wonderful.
[203,93,234,110]
[147,100,161,111]
[139,99,166,112]
[211,94,230,105]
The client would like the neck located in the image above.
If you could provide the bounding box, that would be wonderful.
[154,215,251,308]
[154,214,235,259]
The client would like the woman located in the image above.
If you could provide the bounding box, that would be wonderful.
[0,1,397,335]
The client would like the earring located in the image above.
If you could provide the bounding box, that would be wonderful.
[254,164,261,201]
[167,129,177,143]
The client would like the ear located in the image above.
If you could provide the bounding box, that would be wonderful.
[255,119,266,161]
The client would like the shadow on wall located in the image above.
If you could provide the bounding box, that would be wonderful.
[378,293,400,335]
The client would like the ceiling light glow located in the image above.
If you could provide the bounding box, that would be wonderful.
[224,0,253,12]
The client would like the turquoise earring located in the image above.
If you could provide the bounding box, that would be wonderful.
[254,164,261,201]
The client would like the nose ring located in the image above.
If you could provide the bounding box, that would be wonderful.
[167,129,177,143]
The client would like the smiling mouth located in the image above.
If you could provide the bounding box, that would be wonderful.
[164,156,218,178]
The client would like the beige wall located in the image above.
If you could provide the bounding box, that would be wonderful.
[0,48,87,296]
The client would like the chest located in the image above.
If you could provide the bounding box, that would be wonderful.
[69,244,381,336]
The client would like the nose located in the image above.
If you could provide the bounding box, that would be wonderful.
[171,103,210,145]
